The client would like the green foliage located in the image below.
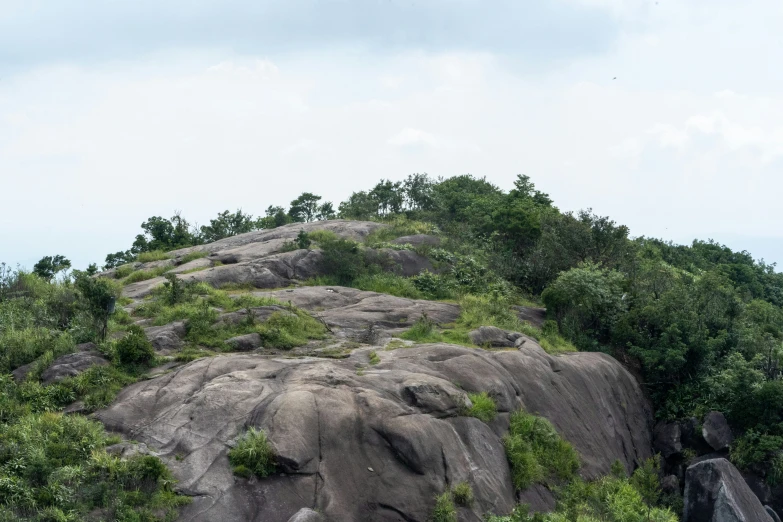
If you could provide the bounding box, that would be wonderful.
[368,351,380,365]
[74,273,120,340]
[400,314,441,343]
[289,192,334,222]
[228,428,276,478]
[160,273,186,305]
[115,325,155,366]
[542,261,626,349]
[307,229,339,243]
[450,481,473,506]
[256,310,327,349]
[504,411,580,490]
[136,250,171,263]
[200,209,259,242]
[32,255,71,281]
[123,266,169,284]
[114,264,136,279]
[296,229,312,249]
[731,430,783,484]
[430,492,457,522]
[464,392,497,423]
[353,272,423,299]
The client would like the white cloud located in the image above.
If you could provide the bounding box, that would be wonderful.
[387,128,446,149]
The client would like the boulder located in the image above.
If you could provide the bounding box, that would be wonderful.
[224,333,262,351]
[702,411,733,451]
[96,342,653,522]
[390,234,441,247]
[661,474,680,495]
[40,351,110,385]
[683,458,773,522]
[767,506,782,522]
[654,421,683,459]
[469,326,516,347]
[144,321,186,355]
[11,362,34,383]
[513,306,547,329]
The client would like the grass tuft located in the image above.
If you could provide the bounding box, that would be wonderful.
[228,427,276,478]
[430,492,457,522]
[178,250,209,264]
[451,482,473,506]
[136,250,172,263]
[464,392,497,423]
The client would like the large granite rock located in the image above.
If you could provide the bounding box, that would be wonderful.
[654,421,683,459]
[702,411,733,451]
[40,350,110,384]
[96,342,653,522]
[684,458,773,522]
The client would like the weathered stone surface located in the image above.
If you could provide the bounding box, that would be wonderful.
[513,306,547,328]
[684,458,773,522]
[661,474,680,494]
[167,257,213,274]
[654,421,683,459]
[702,411,733,451]
[11,362,34,382]
[390,234,441,247]
[96,342,653,522]
[224,333,262,351]
[40,351,109,384]
[381,248,434,276]
[144,321,186,355]
[767,506,782,522]
[469,326,517,347]
[106,442,155,459]
[286,509,325,522]
[260,286,460,332]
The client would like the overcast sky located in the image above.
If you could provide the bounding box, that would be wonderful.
[1,0,782,271]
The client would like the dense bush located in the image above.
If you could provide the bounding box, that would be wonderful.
[115,325,155,366]
[228,428,276,478]
[464,392,497,423]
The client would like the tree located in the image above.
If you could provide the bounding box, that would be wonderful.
[200,209,259,242]
[316,202,336,221]
[104,250,135,269]
[289,193,323,223]
[403,173,434,211]
[338,191,378,219]
[258,206,291,229]
[74,272,119,340]
[33,255,71,281]
[370,180,404,216]
[131,212,200,253]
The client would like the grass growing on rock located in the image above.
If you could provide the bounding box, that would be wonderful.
[178,250,209,264]
[450,482,473,506]
[136,250,172,263]
[464,392,497,423]
[504,410,580,490]
[429,491,457,522]
[228,427,276,479]
[123,265,170,284]
[353,272,423,299]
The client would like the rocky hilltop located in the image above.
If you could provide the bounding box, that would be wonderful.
[89,221,657,521]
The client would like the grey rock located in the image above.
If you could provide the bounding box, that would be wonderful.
[144,321,186,355]
[167,257,213,274]
[390,234,441,247]
[11,362,35,382]
[702,411,733,451]
[684,458,773,522]
[380,248,434,276]
[654,421,683,459]
[106,442,154,459]
[469,326,516,347]
[40,351,110,385]
[661,474,680,494]
[766,506,782,522]
[96,342,653,522]
[224,333,262,351]
[513,306,547,328]
[287,509,325,522]
[216,305,288,326]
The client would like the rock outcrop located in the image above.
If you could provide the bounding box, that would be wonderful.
[96,341,653,521]
[702,411,733,451]
[684,458,773,522]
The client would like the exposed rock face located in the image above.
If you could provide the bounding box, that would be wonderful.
[390,234,441,247]
[702,411,733,451]
[513,306,547,329]
[224,333,262,351]
[96,342,653,522]
[684,458,773,522]
[654,421,683,459]
[40,350,110,384]
[260,286,460,334]
[287,509,325,522]
[144,321,187,355]
[115,221,437,299]
[469,326,518,347]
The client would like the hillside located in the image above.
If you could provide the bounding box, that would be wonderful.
[1,174,781,521]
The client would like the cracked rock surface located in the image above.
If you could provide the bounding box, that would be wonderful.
[96,341,653,521]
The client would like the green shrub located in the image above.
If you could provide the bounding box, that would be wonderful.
[256,310,327,349]
[296,230,311,249]
[504,411,580,490]
[228,428,276,478]
[368,351,380,365]
[464,392,497,423]
[430,492,457,522]
[319,237,366,285]
[731,430,783,484]
[114,264,136,279]
[124,266,169,284]
[307,230,338,243]
[116,325,155,366]
[451,482,473,506]
[136,250,171,263]
[399,314,441,343]
[354,272,422,299]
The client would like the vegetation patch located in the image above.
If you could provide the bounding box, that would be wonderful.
[450,482,473,506]
[504,410,580,490]
[136,250,172,263]
[123,266,169,284]
[368,351,381,365]
[463,392,497,423]
[429,491,457,522]
[228,427,276,478]
[178,250,209,264]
